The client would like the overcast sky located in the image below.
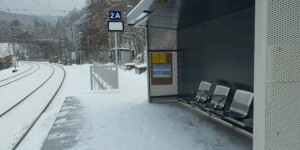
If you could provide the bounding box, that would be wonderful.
[0,0,86,16]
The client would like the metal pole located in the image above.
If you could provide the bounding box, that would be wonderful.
[115,32,118,65]
[90,66,93,90]
[11,24,16,69]
[71,26,74,64]
[79,32,82,65]
[144,27,148,64]
[71,26,74,46]
[140,35,144,63]
[145,27,150,103]
[34,43,36,61]
[129,27,132,61]
[87,36,90,64]
[11,24,15,55]
[54,38,56,63]
[108,32,112,63]
[61,40,63,63]
[127,0,132,61]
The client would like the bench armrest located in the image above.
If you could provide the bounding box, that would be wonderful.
[213,96,227,109]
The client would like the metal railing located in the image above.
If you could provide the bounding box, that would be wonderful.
[90,65,119,90]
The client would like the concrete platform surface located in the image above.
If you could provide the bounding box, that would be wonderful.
[41,96,252,150]
[41,97,86,150]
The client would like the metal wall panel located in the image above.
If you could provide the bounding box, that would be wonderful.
[265,1,300,149]
[127,0,254,29]
[148,28,177,51]
[148,27,178,98]
[177,7,254,109]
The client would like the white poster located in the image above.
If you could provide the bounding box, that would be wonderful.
[153,64,171,78]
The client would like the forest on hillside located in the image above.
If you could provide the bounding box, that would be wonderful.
[0,0,145,63]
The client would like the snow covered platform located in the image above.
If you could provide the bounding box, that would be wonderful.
[41,97,85,150]
[42,96,252,150]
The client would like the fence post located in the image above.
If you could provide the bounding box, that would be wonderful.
[108,66,113,89]
[116,66,119,89]
[101,67,104,86]
[105,67,108,88]
[90,66,93,90]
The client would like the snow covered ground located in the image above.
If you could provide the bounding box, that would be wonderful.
[18,64,252,150]
[17,64,92,150]
[0,62,31,80]
[0,62,64,150]
[70,70,251,150]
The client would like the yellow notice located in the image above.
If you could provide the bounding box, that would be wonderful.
[152,53,160,63]
[159,53,166,63]
[152,53,167,64]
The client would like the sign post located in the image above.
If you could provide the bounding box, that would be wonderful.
[114,32,118,65]
[108,11,124,66]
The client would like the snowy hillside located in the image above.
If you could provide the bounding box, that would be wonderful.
[0,43,13,58]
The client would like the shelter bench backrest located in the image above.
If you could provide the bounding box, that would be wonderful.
[198,81,211,91]
[210,85,230,108]
[230,90,254,118]
[196,81,212,102]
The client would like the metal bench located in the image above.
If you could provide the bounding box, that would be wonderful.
[206,85,230,110]
[179,81,211,104]
[223,90,254,128]
[226,90,254,119]
[193,85,230,110]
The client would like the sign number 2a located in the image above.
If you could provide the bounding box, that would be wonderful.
[109,11,122,20]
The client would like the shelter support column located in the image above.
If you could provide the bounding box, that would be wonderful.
[254,0,300,149]
[146,27,178,102]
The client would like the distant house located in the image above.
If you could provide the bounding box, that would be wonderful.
[0,43,14,70]
[109,48,135,65]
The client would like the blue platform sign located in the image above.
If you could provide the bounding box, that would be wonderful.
[109,11,122,20]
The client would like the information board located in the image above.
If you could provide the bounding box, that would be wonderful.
[153,64,171,78]
[151,53,173,85]
[108,21,124,31]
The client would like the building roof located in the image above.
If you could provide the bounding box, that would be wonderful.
[127,0,254,29]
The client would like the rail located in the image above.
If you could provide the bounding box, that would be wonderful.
[0,63,40,87]
[13,64,66,149]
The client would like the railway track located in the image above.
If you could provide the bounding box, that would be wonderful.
[0,63,66,150]
[13,64,66,150]
[0,63,41,87]
[0,63,33,82]
[0,64,54,117]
